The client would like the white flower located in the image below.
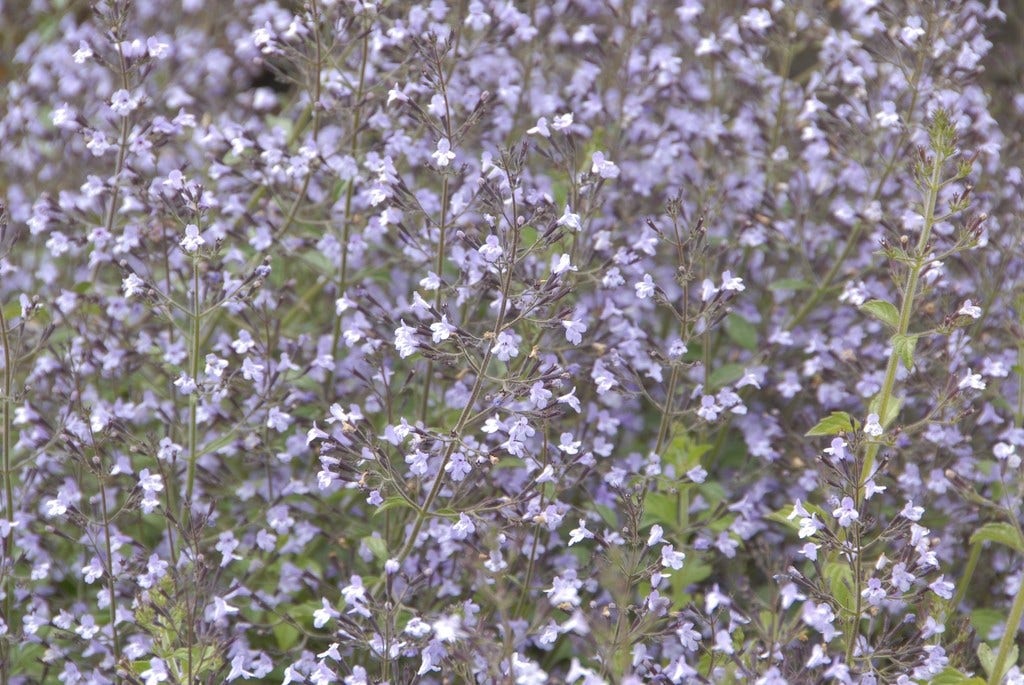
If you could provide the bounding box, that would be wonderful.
[551,253,576,275]
[864,413,883,436]
[430,315,456,343]
[394,320,419,358]
[958,368,986,391]
[635,274,656,299]
[556,205,582,232]
[122,273,145,298]
[109,89,139,116]
[526,116,550,137]
[720,270,745,292]
[590,151,620,179]
[179,223,205,252]
[551,112,574,130]
[568,519,594,546]
[431,138,456,167]
[957,299,982,319]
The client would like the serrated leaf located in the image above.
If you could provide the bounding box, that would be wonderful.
[892,333,918,371]
[978,643,996,679]
[708,363,745,390]
[861,299,900,329]
[725,313,758,351]
[969,522,1024,554]
[806,411,855,437]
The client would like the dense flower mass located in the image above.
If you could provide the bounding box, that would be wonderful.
[0,0,1023,683]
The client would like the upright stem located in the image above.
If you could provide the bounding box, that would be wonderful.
[97,475,122,680]
[0,306,12,685]
[858,147,945,498]
[989,581,1024,685]
[328,24,370,385]
[183,256,202,513]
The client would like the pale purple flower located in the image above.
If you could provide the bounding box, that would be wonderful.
[179,223,205,253]
[431,138,456,167]
[590,151,619,179]
[832,497,859,528]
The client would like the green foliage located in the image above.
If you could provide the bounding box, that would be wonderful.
[805,411,857,436]
[969,522,1024,554]
[860,299,900,329]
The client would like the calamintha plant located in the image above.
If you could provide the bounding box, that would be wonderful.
[0,1,1022,684]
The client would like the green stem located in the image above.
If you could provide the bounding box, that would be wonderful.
[183,256,202,513]
[949,542,981,629]
[858,146,945,497]
[786,49,927,332]
[844,525,864,666]
[0,305,12,685]
[989,579,1024,685]
[328,24,370,385]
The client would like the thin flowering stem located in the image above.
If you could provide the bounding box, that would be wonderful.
[376,168,523,596]
[419,63,455,424]
[858,124,949,499]
[0,305,11,685]
[328,20,370,387]
[183,252,203,516]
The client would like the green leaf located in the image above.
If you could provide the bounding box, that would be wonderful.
[2,301,20,321]
[928,668,987,684]
[724,313,758,351]
[769,278,811,291]
[805,411,855,437]
[978,643,995,678]
[868,393,903,429]
[362,536,388,562]
[596,504,619,529]
[676,559,712,588]
[969,522,1024,554]
[861,299,900,329]
[892,333,919,371]
[663,433,712,472]
[373,496,416,516]
[708,363,745,390]
[971,608,1005,641]
[274,620,301,651]
[823,561,855,614]
[643,491,692,533]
